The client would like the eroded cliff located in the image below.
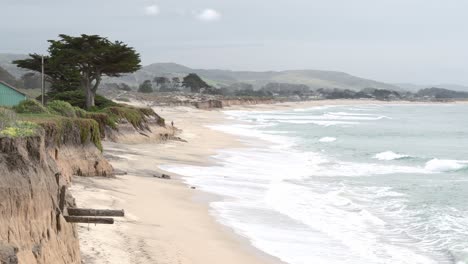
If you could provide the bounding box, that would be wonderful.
[0,135,81,264]
[0,116,116,263]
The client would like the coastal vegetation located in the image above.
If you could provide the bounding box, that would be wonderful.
[0,108,40,138]
[50,90,118,110]
[0,94,164,152]
[13,98,49,114]
[138,80,154,93]
[182,73,212,93]
[13,34,141,109]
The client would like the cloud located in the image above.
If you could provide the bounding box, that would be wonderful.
[196,9,221,22]
[145,4,160,16]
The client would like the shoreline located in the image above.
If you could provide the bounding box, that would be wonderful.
[70,99,468,264]
[71,106,284,264]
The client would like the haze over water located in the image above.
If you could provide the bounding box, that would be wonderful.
[162,104,468,264]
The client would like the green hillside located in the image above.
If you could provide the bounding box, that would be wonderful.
[113,62,401,91]
[0,66,20,87]
[0,53,28,78]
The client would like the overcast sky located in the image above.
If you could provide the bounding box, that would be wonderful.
[2,0,468,85]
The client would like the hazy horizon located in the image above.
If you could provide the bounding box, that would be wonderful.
[2,0,468,86]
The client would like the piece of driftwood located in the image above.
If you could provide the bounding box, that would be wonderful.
[68,208,125,217]
[153,174,171,179]
[59,186,67,212]
[113,169,127,176]
[64,216,114,224]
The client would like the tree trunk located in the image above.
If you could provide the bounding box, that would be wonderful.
[84,74,101,110]
[85,88,95,110]
[83,73,98,110]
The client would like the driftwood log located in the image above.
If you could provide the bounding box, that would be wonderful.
[59,186,67,212]
[58,186,124,225]
[153,173,171,179]
[67,208,125,217]
[64,216,114,224]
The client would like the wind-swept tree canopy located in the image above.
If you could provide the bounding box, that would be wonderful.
[14,34,141,109]
[182,73,211,93]
[14,53,81,93]
[21,72,42,89]
[138,80,153,93]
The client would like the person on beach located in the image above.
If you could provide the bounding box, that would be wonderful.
[171,121,174,127]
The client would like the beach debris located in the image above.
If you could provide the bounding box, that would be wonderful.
[191,186,196,189]
[64,216,114,225]
[58,186,124,225]
[113,169,128,176]
[67,208,125,217]
[139,131,150,138]
[153,173,171,179]
[173,137,188,143]
[59,186,67,212]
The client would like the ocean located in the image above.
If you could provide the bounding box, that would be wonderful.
[161,104,468,264]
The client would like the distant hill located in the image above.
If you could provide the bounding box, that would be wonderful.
[0,53,29,78]
[416,87,468,99]
[111,62,402,91]
[395,83,468,93]
[0,66,21,87]
[2,53,467,93]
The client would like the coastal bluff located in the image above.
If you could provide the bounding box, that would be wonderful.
[0,104,174,263]
[0,135,81,264]
[0,120,114,263]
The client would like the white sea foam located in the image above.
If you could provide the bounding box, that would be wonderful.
[160,105,468,264]
[207,124,296,149]
[160,146,437,264]
[319,137,337,143]
[374,151,411,161]
[313,160,427,177]
[424,159,468,172]
[292,106,335,112]
[279,120,359,126]
[329,112,377,116]
[450,249,468,264]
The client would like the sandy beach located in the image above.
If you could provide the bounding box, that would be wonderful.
[70,106,283,264]
[70,99,468,264]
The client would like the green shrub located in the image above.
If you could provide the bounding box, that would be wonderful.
[138,80,153,93]
[50,90,118,110]
[0,108,17,130]
[29,116,103,151]
[73,106,87,118]
[76,118,103,151]
[14,99,49,114]
[83,112,116,137]
[47,100,77,117]
[0,121,39,138]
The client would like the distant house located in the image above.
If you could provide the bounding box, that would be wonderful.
[0,81,27,107]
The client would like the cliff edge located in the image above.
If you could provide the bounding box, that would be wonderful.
[0,134,81,264]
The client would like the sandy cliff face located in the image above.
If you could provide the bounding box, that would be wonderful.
[0,135,81,264]
[40,120,114,183]
[0,118,116,263]
[50,144,114,182]
[104,113,177,144]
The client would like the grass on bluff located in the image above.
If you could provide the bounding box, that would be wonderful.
[47,100,77,117]
[50,90,165,130]
[0,121,39,138]
[1,92,164,151]
[0,100,102,150]
[13,99,49,114]
[18,113,103,151]
[0,108,39,138]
